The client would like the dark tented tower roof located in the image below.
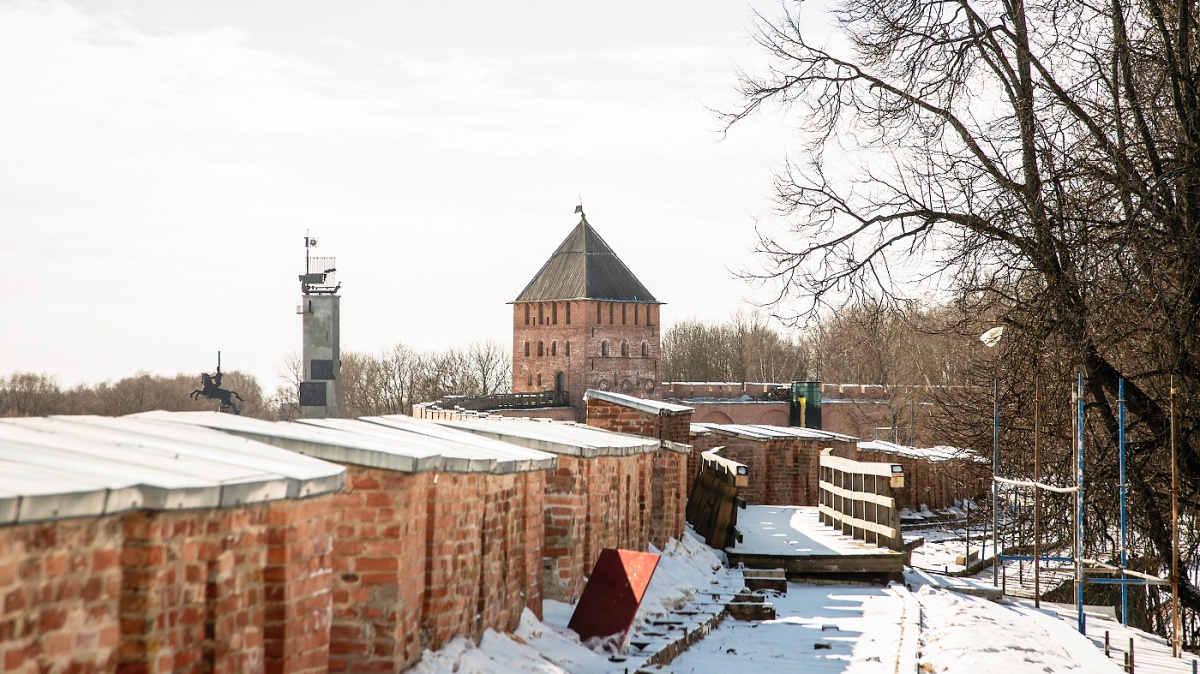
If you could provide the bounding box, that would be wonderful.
[514,217,660,303]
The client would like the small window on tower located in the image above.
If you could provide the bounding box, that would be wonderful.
[551,341,557,356]
[538,341,544,356]
[641,341,649,358]
[527,374,533,386]
[609,303,614,324]
[537,373,542,388]
[566,303,572,324]
[565,341,570,356]
[621,340,629,357]
[596,303,601,323]
[538,304,544,325]
[634,304,639,325]
[524,304,530,325]
[622,304,627,325]
[601,340,610,357]
[552,303,558,324]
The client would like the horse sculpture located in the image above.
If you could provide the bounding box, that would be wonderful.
[191,369,244,415]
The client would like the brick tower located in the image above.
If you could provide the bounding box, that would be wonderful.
[512,212,663,415]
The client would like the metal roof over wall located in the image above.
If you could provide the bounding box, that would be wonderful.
[0,415,345,525]
[428,416,663,458]
[136,411,556,475]
[513,217,660,303]
[691,423,859,443]
[583,389,693,415]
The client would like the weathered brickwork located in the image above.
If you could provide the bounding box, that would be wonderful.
[513,300,662,415]
[323,464,547,673]
[649,450,687,549]
[119,507,270,674]
[538,452,655,602]
[542,455,587,603]
[328,466,428,673]
[264,498,334,674]
[0,518,122,674]
[687,402,790,426]
[583,397,691,548]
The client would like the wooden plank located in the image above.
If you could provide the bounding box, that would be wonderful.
[817,504,898,540]
[819,480,896,508]
[820,452,903,477]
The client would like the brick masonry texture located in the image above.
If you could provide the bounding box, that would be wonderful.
[1,517,122,674]
[584,397,690,550]
[539,453,654,603]
[513,300,662,417]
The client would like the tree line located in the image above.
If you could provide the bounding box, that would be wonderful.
[660,303,975,388]
[0,340,511,420]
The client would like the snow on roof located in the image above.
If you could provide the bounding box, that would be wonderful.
[583,389,693,415]
[858,439,986,463]
[753,424,859,442]
[429,416,661,458]
[136,410,554,474]
[689,423,712,436]
[691,423,857,442]
[0,415,345,525]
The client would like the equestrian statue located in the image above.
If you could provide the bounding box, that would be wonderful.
[191,353,244,415]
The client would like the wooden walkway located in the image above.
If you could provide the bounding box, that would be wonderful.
[726,506,904,577]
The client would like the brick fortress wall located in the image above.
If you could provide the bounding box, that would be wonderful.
[583,396,690,550]
[0,495,337,674]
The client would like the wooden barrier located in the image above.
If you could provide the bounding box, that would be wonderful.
[685,448,747,550]
[818,449,905,551]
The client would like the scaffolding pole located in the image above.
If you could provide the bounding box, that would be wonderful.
[1076,373,1086,635]
[1034,375,1041,608]
[1119,379,1128,626]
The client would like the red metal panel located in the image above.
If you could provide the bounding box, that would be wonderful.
[567,548,661,645]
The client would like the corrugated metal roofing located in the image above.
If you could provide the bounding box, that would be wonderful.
[425,416,662,458]
[0,415,345,525]
[513,217,660,303]
[136,410,555,474]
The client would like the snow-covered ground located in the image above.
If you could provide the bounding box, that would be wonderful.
[667,583,914,673]
[908,526,995,574]
[406,530,1196,673]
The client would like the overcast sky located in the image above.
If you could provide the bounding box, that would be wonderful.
[2,0,834,391]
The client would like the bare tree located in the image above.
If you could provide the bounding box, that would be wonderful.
[725,0,1200,627]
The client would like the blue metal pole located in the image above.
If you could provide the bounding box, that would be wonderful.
[1119,379,1128,626]
[1077,373,1086,634]
[993,377,1000,586]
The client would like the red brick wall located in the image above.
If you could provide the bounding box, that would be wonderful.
[327,464,546,672]
[688,402,790,426]
[517,472,545,619]
[540,451,656,602]
[650,450,687,548]
[513,301,662,410]
[264,498,335,674]
[584,397,690,549]
[542,455,587,602]
[0,518,121,674]
[119,507,270,674]
[329,467,429,672]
